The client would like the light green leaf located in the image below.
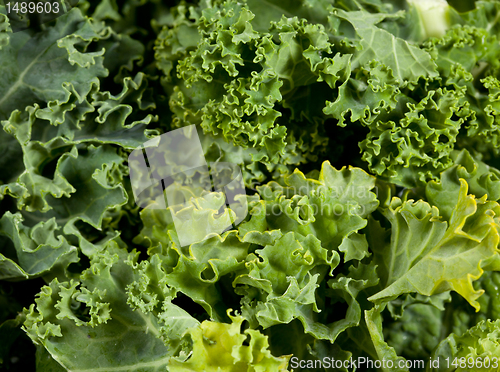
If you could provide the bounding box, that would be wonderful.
[339,232,370,262]
[365,305,410,372]
[430,319,500,372]
[368,180,500,310]
[168,314,291,371]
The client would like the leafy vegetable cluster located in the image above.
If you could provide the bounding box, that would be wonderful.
[2,0,500,371]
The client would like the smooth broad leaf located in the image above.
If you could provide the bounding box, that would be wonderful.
[365,305,409,372]
[35,346,67,372]
[335,9,438,84]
